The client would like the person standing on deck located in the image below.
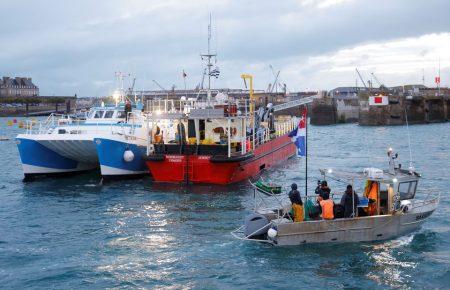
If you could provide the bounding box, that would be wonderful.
[318,194,334,220]
[124,100,132,122]
[289,183,304,222]
[340,185,360,218]
[315,180,331,200]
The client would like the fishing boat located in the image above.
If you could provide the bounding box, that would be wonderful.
[232,149,440,245]
[16,73,146,180]
[144,86,312,184]
[142,15,312,184]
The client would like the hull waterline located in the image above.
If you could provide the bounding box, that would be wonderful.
[146,134,296,185]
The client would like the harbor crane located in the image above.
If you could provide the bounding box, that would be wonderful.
[355,68,367,89]
[152,80,167,91]
[128,77,136,94]
[269,65,281,93]
[371,72,386,88]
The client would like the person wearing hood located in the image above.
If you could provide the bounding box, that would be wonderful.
[340,184,360,218]
[288,183,304,222]
[315,180,331,200]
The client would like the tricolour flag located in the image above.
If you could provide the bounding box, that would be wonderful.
[288,107,307,156]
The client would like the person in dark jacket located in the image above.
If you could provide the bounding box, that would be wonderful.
[289,183,302,205]
[340,184,360,218]
[315,180,331,200]
[124,101,132,122]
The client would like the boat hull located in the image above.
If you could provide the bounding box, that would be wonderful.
[16,137,95,180]
[272,200,438,246]
[145,134,297,185]
[95,137,148,178]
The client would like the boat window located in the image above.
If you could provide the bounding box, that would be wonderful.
[104,110,114,118]
[94,110,104,118]
[117,111,126,119]
[398,181,417,200]
[88,110,96,119]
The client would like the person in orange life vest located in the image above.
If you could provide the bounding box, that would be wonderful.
[288,183,304,222]
[318,194,334,220]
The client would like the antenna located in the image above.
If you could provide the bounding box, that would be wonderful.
[200,13,217,90]
[404,107,414,173]
[422,68,425,86]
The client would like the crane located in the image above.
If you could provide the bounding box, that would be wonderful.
[371,72,384,88]
[128,77,136,94]
[269,65,281,93]
[152,80,166,91]
[355,68,367,89]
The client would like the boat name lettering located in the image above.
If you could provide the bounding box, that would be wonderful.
[415,212,432,221]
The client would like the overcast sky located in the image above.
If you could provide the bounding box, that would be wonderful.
[1,0,449,96]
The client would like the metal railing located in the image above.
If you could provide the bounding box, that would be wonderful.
[23,111,145,136]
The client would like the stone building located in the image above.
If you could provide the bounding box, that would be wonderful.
[0,76,39,97]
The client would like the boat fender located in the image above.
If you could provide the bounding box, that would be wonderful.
[400,200,412,213]
[267,228,277,239]
[244,213,270,238]
[123,149,134,162]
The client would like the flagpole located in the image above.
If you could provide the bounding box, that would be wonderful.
[305,105,308,197]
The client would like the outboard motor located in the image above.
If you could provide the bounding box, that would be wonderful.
[244,213,270,239]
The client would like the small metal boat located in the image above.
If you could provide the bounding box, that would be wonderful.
[232,149,439,246]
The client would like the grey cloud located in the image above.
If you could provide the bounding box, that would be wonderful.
[0,0,449,96]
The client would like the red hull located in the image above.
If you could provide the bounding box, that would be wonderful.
[146,134,296,185]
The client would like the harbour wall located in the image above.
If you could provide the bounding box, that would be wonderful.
[310,93,449,126]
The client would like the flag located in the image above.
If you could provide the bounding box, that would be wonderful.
[435,76,440,84]
[209,67,220,78]
[288,107,307,156]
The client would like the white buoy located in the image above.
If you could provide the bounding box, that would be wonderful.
[123,150,134,162]
[267,228,277,239]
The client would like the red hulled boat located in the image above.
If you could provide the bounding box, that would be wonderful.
[143,84,311,185]
[146,133,296,185]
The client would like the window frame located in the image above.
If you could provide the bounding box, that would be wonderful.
[398,180,417,200]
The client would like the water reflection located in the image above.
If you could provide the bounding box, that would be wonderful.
[366,235,417,288]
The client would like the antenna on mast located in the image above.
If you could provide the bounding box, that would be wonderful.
[200,13,217,90]
[404,107,414,173]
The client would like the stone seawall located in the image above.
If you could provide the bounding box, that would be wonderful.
[309,94,449,126]
[310,97,337,125]
[359,95,448,126]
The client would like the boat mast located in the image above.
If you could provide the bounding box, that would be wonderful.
[201,13,216,91]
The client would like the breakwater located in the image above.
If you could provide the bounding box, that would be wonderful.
[311,88,449,126]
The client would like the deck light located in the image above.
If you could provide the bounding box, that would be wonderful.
[392,178,398,183]
[112,90,121,102]
[328,168,333,174]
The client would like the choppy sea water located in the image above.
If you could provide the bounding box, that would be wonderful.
[0,117,449,289]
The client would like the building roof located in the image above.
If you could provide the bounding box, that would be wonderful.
[1,76,38,88]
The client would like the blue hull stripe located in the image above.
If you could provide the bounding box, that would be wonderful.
[16,138,78,169]
[95,138,147,172]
